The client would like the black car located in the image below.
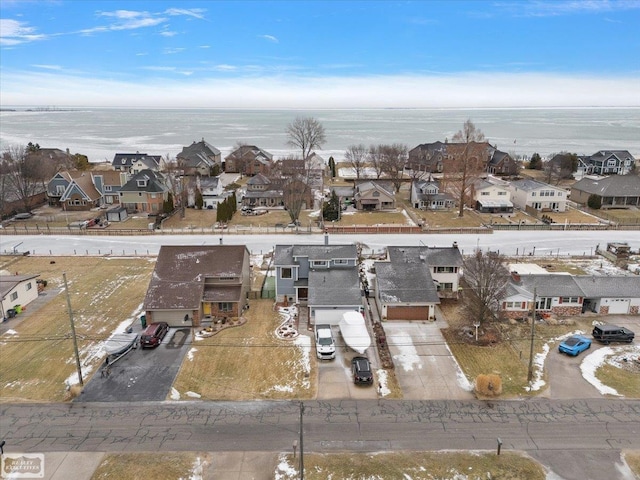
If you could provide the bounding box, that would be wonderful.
[351,356,373,385]
[592,324,634,344]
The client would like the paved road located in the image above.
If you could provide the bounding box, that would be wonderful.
[2,399,639,479]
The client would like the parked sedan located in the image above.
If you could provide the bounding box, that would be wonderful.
[558,335,592,356]
[351,356,373,385]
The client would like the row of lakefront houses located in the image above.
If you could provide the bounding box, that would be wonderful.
[9,241,637,326]
[35,137,640,220]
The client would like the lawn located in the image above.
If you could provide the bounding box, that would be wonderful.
[172,299,317,401]
[337,209,412,226]
[625,451,640,478]
[594,346,640,398]
[275,451,545,480]
[0,255,154,402]
[91,452,208,480]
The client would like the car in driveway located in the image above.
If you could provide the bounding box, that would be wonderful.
[140,322,169,348]
[351,356,373,385]
[558,335,592,356]
[592,324,635,344]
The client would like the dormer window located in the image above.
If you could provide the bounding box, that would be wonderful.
[137,179,148,187]
[121,159,126,164]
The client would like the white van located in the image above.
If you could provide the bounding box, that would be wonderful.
[314,324,336,360]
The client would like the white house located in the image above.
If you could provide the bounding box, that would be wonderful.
[472,178,513,213]
[1,273,40,320]
[507,179,567,212]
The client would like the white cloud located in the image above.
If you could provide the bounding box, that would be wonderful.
[1,70,638,109]
[260,34,279,43]
[497,0,640,17]
[31,64,63,70]
[163,47,185,54]
[160,30,178,37]
[92,9,166,31]
[165,8,206,20]
[0,18,46,45]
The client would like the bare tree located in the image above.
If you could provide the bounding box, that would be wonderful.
[286,116,326,162]
[2,144,49,212]
[449,119,487,217]
[380,143,408,192]
[368,145,385,179]
[162,153,188,218]
[463,250,510,325]
[345,144,367,180]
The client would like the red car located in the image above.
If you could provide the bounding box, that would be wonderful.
[140,322,169,348]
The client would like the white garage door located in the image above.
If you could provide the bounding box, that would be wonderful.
[313,308,359,326]
[149,310,192,327]
[608,299,630,314]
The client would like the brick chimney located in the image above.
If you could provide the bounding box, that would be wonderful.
[511,271,521,283]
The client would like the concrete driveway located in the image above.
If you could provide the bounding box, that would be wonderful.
[315,327,378,400]
[383,318,474,400]
[76,327,192,402]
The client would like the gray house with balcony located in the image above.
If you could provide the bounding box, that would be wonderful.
[274,242,362,325]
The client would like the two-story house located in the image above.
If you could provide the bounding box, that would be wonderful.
[407,141,495,174]
[471,178,513,213]
[354,181,395,211]
[241,174,284,208]
[581,150,636,176]
[486,150,519,176]
[225,145,273,176]
[373,245,463,321]
[410,177,455,210]
[112,153,162,173]
[507,179,567,213]
[47,171,103,211]
[119,169,168,214]
[274,242,361,325]
[188,176,228,209]
[177,139,221,175]
[144,245,251,327]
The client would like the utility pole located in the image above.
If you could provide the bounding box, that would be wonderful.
[63,272,83,386]
[299,401,305,480]
[527,287,537,385]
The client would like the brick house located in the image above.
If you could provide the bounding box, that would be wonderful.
[143,245,251,327]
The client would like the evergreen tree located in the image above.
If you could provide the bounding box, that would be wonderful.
[322,191,340,221]
[529,153,542,170]
[328,156,336,178]
[195,188,204,209]
[163,193,174,214]
[587,194,602,210]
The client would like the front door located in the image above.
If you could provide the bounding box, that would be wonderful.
[203,302,211,315]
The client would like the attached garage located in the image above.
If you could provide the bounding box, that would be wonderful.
[312,306,360,326]
[605,298,631,314]
[385,305,432,321]
[147,309,193,327]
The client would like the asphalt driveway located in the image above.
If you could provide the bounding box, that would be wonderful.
[76,328,192,402]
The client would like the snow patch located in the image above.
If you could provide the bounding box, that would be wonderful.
[388,330,422,372]
[185,391,201,398]
[376,369,391,396]
[187,347,197,361]
[170,387,180,400]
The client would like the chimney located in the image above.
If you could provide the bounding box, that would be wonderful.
[324,232,329,245]
[511,271,521,283]
[219,237,223,245]
[452,241,458,248]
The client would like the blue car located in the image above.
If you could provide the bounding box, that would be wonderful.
[558,335,592,356]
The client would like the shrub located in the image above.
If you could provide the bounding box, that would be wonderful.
[587,194,602,210]
[475,374,502,397]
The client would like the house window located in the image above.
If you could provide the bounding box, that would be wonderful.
[137,179,148,187]
[435,266,455,273]
[56,185,65,194]
[218,302,233,312]
[10,292,18,301]
[105,185,112,192]
[138,192,143,197]
[561,297,579,303]
[220,277,235,281]
[531,192,536,196]
[373,191,380,197]
[498,191,506,196]
[26,282,32,291]
[439,282,453,291]
[281,268,292,279]
[481,191,489,196]
[311,260,328,268]
[334,259,348,265]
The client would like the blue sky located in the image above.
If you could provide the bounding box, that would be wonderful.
[1,0,639,108]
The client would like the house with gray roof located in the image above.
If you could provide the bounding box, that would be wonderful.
[373,244,463,321]
[177,138,221,175]
[1,273,40,321]
[112,152,162,173]
[225,145,273,176]
[119,169,168,214]
[501,271,640,318]
[486,150,519,176]
[144,245,251,327]
[274,242,361,325]
[581,150,636,176]
[471,178,513,213]
[573,276,640,315]
[354,181,395,211]
[507,179,567,212]
[410,177,455,210]
[570,175,640,208]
